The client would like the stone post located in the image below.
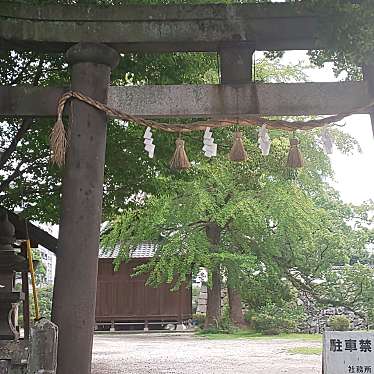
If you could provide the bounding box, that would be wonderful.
[219,42,254,84]
[52,43,119,374]
[29,319,58,374]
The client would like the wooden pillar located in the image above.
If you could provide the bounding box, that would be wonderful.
[219,42,254,84]
[20,242,30,341]
[52,43,119,374]
[362,64,374,136]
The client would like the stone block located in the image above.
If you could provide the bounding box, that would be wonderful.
[29,319,58,374]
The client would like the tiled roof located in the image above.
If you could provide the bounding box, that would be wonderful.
[99,242,156,259]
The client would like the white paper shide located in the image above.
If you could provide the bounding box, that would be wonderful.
[258,124,271,156]
[143,127,155,158]
[202,127,217,158]
[321,126,334,154]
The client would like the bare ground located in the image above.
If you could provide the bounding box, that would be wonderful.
[92,333,322,374]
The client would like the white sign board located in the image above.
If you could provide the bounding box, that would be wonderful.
[323,331,374,374]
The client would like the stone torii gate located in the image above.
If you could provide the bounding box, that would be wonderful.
[1,2,373,374]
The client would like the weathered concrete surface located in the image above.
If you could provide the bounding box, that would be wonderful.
[92,333,322,374]
[109,81,372,118]
[0,340,28,374]
[0,2,323,52]
[29,318,58,374]
[0,82,371,119]
[52,43,119,374]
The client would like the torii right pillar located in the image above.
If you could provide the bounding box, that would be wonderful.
[362,64,374,137]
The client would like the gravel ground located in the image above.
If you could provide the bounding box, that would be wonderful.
[92,333,322,374]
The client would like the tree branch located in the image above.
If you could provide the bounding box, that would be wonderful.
[0,118,33,169]
[0,57,44,170]
[0,162,24,193]
[8,56,36,85]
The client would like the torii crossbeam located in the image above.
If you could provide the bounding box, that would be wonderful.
[1,2,373,374]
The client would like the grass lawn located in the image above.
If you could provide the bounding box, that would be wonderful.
[196,330,322,342]
[288,346,323,355]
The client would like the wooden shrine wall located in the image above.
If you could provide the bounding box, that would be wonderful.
[95,258,192,323]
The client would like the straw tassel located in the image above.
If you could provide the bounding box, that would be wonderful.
[287,137,304,168]
[229,131,248,162]
[50,115,67,167]
[170,137,191,170]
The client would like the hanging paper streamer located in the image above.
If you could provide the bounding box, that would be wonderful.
[143,127,155,158]
[321,127,334,155]
[170,137,191,170]
[229,131,248,162]
[202,127,217,158]
[287,137,304,168]
[258,124,271,156]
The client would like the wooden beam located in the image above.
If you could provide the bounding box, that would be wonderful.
[0,82,371,119]
[0,2,323,53]
[4,209,58,254]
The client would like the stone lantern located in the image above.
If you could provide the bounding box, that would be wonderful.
[0,210,26,340]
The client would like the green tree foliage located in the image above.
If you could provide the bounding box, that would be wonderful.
[250,302,306,335]
[0,47,314,224]
[33,249,47,286]
[0,49,218,223]
[3,0,373,328]
[29,285,54,321]
[329,315,351,331]
[316,264,374,324]
[305,0,374,79]
[240,268,294,312]
[102,124,373,322]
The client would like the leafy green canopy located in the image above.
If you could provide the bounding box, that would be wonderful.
[307,0,374,79]
[0,48,219,222]
[102,126,373,298]
[0,37,318,224]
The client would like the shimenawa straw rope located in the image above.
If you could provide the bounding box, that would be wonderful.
[50,90,374,166]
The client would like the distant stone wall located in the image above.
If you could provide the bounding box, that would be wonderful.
[196,287,367,332]
[196,286,226,315]
[297,293,366,333]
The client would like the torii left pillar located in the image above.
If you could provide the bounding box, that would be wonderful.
[52,43,119,374]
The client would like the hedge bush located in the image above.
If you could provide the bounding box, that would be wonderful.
[329,315,351,331]
[250,302,306,335]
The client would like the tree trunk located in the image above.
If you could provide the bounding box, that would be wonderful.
[204,268,221,329]
[228,286,246,328]
[204,222,222,329]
